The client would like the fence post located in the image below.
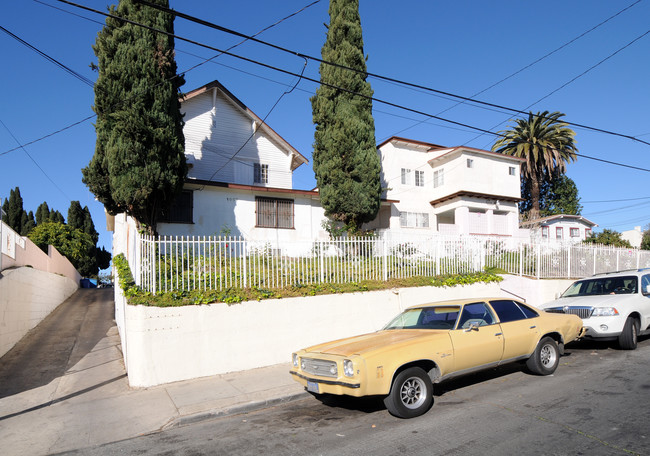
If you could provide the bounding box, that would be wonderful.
[519,243,523,276]
[536,243,540,279]
[382,239,388,281]
[567,244,571,279]
[319,240,325,283]
[243,237,247,289]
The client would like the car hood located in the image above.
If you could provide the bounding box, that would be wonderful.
[541,294,637,309]
[304,330,448,357]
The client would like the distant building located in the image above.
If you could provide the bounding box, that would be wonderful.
[521,214,597,243]
[622,226,643,248]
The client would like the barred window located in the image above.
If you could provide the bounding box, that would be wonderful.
[254,163,269,184]
[256,197,294,229]
[160,190,193,223]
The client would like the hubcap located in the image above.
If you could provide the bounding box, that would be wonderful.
[400,377,426,409]
[540,344,557,368]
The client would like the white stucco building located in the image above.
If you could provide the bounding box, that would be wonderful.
[369,137,527,237]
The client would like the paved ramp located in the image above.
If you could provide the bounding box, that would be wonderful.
[0,288,115,398]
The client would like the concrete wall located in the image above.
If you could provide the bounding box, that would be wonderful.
[1,221,81,284]
[0,267,79,357]
[499,275,575,308]
[119,282,505,387]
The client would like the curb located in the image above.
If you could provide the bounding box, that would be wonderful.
[163,391,310,430]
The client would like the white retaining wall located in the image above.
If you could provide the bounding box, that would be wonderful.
[0,267,79,358]
[119,282,504,387]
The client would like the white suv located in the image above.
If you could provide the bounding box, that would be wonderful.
[539,269,650,349]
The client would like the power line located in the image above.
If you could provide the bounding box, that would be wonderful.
[0,25,94,87]
[10,1,650,176]
[128,0,650,147]
[0,118,71,200]
[384,0,643,141]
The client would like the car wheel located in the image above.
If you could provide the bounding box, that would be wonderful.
[618,317,639,350]
[383,367,433,419]
[526,336,560,376]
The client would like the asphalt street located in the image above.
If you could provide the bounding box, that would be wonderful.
[56,337,650,456]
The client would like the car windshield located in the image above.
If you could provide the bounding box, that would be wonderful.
[561,276,638,297]
[384,306,460,330]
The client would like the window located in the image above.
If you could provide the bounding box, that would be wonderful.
[642,275,650,296]
[541,226,549,238]
[457,302,496,329]
[467,158,474,168]
[399,211,429,228]
[255,197,294,229]
[253,163,269,184]
[415,170,424,187]
[556,227,564,239]
[401,168,412,185]
[489,300,528,323]
[585,228,592,238]
[433,169,444,188]
[570,228,580,238]
[160,190,193,223]
[509,166,516,176]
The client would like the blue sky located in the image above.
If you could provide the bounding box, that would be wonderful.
[2,0,650,257]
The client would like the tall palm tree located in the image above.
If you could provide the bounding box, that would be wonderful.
[492,111,577,220]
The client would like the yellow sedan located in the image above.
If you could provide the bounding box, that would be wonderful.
[290,298,583,418]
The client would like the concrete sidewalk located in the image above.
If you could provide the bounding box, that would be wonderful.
[0,324,308,456]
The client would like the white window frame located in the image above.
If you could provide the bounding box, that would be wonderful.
[415,170,424,187]
[401,168,412,185]
[556,227,564,239]
[399,211,430,228]
[570,228,580,238]
[509,166,516,176]
[433,169,444,188]
[467,158,474,168]
[254,163,269,184]
[541,226,549,238]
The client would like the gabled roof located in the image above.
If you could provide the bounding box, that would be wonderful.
[428,146,526,165]
[377,136,447,151]
[181,80,308,170]
[520,214,598,228]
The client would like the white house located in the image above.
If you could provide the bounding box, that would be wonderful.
[155,80,333,243]
[368,137,527,237]
[520,214,597,243]
[109,82,531,245]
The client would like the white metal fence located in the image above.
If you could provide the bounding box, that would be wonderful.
[133,234,650,294]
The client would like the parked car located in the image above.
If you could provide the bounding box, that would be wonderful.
[290,298,583,418]
[539,269,650,350]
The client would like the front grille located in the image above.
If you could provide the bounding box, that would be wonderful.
[546,306,593,319]
[301,358,338,378]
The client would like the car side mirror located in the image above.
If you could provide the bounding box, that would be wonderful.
[465,322,480,332]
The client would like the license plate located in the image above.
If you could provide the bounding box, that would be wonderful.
[307,381,319,394]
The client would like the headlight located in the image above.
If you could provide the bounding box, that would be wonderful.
[292,353,298,367]
[343,359,354,377]
[592,307,619,317]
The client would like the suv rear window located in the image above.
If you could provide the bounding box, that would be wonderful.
[561,276,637,297]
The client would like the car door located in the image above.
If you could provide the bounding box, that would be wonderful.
[640,275,650,330]
[488,299,540,361]
[448,302,504,372]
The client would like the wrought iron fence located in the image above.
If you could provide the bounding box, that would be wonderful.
[135,234,650,294]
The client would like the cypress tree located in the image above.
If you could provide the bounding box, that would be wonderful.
[310,0,381,232]
[82,0,186,234]
[36,202,51,225]
[2,187,27,233]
